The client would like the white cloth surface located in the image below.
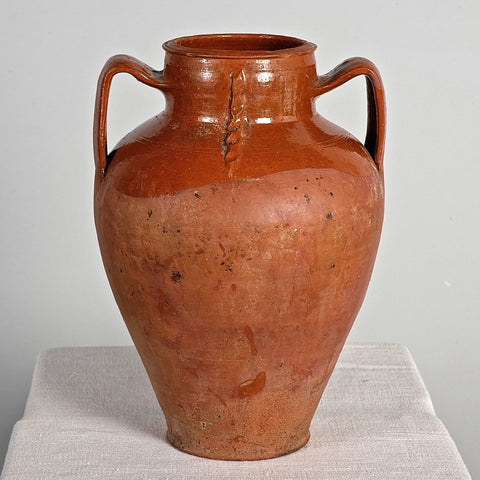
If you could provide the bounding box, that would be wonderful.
[1,343,471,479]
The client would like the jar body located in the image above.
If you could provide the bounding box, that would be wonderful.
[94,34,385,460]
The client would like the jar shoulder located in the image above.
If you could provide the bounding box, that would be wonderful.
[104,114,378,197]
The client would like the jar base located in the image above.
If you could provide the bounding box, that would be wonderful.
[166,428,311,461]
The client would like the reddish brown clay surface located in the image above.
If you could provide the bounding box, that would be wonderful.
[93,33,386,460]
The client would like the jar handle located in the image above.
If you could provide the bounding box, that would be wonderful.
[93,54,169,178]
[314,57,386,174]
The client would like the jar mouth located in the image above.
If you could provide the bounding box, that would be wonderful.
[163,33,316,59]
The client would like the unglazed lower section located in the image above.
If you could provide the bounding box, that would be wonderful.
[95,166,383,460]
[165,395,312,460]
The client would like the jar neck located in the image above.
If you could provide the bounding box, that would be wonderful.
[161,51,318,124]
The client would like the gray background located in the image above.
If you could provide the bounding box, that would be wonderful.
[1,0,478,476]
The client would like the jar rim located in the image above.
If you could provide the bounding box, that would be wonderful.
[163,33,316,59]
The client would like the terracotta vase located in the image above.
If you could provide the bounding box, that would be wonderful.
[93,33,386,460]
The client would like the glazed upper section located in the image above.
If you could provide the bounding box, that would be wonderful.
[159,34,319,124]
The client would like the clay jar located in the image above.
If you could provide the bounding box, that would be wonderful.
[93,34,386,460]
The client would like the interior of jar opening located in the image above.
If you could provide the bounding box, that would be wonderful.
[173,35,306,52]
